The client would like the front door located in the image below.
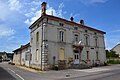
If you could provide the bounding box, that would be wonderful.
[74,53,79,64]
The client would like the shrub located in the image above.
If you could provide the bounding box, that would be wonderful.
[107,59,120,64]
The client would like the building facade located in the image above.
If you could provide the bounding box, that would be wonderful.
[13,43,31,67]
[111,44,120,57]
[29,2,106,70]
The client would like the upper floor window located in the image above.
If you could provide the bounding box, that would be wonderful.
[59,23,64,26]
[59,31,64,42]
[74,34,79,42]
[95,38,98,47]
[36,32,39,42]
[85,36,89,46]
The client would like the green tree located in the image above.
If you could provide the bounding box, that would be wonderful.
[0,55,2,59]
[106,50,119,58]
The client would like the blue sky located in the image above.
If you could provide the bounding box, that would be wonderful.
[0,0,120,52]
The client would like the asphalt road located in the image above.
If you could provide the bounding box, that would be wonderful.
[0,66,16,80]
[1,62,120,80]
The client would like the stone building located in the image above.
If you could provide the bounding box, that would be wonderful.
[13,43,31,67]
[111,44,120,57]
[29,2,106,70]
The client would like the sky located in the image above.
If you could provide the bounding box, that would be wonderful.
[0,0,120,52]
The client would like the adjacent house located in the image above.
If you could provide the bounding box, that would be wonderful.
[111,44,120,57]
[13,43,31,67]
[29,2,106,70]
[0,52,8,60]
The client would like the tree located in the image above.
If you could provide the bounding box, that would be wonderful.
[0,55,2,59]
[106,50,119,58]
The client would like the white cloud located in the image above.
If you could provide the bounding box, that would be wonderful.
[80,0,108,5]
[24,2,65,25]
[8,0,22,11]
[0,1,10,21]
[0,25,15,37]
[110,30,120,33]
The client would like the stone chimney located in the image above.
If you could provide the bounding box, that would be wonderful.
[70,17,74,21]
[41,2,47,16]
[80,20,84,25]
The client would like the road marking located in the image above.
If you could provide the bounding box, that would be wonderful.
[8,68,25,80]
[16,73,25,80]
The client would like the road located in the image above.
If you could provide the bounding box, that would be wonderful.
[0,62,120,80]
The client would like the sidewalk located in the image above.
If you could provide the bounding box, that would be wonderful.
[15,65,120,80]
[17,65,42,73]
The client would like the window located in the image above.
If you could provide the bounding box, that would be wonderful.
[59,48,65,60]
[36,49,39,61]
[85,30,87,33]
[95,38,98,47]
[74,27,78,30]
[75,54,79,59]
[31,38,33,43]
[85,36,88,46]
[96,51,99,60]
[59,23,64,26]
[74,34,79,42]
[59,31,64,42]
[25,52,30,61]
[36,32,39,42]
[87,51,89,60]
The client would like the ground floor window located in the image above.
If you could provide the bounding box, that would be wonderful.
[59,48,65,60]
[36,49,39,62]
[96,51,99,60]
[87,51,89,60]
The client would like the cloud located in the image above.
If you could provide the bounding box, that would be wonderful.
[0,25,15,37]
[8,0,22,11]
[110,30,120,33]
[0,1,10,21]
[80,0,108,5]
[24,2,65,25]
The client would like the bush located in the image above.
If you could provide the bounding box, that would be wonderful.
[107,59,120,64]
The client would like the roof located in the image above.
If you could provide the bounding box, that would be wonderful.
[111,43,120,51]
[29,14,106,34]
[13,43,30,52]
[0,52,6,54]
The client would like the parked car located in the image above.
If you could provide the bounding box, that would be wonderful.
[0,59,2,62]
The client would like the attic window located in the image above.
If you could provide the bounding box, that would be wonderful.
[59,23,64,26]
[74,27,78,30]
[94,32,97,35]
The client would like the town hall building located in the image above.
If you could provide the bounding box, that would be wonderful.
[29,2,106,70]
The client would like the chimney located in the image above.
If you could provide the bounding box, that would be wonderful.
[70,17,74,21]
[80,20,84,25]
[41,2,47,16]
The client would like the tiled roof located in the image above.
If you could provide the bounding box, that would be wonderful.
[13,43,30,52]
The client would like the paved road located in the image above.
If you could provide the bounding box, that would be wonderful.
[1,62,120,80]
[0,66,16,80]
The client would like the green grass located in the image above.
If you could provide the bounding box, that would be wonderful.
[107,59,120,64]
